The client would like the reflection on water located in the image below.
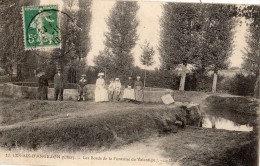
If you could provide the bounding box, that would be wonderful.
[202,115,253,132]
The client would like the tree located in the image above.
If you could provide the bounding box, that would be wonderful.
[46,0,92,83]
[160,3,235,92]
[93,47,114,80]
[104,1,139,80]
[196,4,235,93]
[159,3,201,90]
[241,6,260,77]
[140,41,155,87]
[75,0,92,61]
[0,0,40,81]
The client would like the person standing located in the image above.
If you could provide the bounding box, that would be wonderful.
[122,76,135,102]
[54,68,64,101]
[134,76,144,104]
[114,78,122,101]
[37,71,48,100]
[108,78,115,101]
[78,74,88,101]
[95,73,108,102]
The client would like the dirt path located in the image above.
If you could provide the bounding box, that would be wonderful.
[0,127,254,166]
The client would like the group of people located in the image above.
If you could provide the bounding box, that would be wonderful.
[37,68,87,101]
[37,68,66,101]
[37,69,144,103]
[94,73,144,103]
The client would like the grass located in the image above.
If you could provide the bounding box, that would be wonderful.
[0,98,198,151]
[0,97,257,165]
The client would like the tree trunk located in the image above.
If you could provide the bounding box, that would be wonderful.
[212,71,218,93]
[179,64,187,91]
[104,67,107,81]
[144,66,147,87]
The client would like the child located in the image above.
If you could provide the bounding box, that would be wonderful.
[78,74,87,101]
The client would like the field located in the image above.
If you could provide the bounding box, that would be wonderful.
[0,95,258,166]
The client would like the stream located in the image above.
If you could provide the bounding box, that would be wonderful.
[202,115,253,132]
[200,105,255,132]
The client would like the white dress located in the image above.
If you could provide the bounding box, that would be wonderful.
[95,78,108,102]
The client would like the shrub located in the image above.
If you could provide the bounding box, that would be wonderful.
[219,73,256,96]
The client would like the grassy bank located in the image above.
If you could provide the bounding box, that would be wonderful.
[0,98,199,151]
[0,97,258,166]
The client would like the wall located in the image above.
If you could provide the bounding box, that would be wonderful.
[2,83,174,103]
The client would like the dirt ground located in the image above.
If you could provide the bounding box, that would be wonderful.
[0,96,258,166]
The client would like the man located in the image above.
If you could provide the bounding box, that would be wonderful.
[37,71,48,100]
[54,68,64,101]
[78,74,87,101]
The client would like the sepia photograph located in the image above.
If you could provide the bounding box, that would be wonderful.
[0,0,259,165]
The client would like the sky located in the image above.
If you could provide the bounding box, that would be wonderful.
[41,0,252,69]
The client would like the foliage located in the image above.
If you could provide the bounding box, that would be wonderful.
[140,41,155,67]
[140,41,155,87]
[93,47,114,74]
[0,0,40,81]
[160,3,235,91]
[241,6,260,76]
[104,1,139,79]
[219,73,256,96]
[75,0,92,60]
[195,4,235,73]
[159,3,201,69]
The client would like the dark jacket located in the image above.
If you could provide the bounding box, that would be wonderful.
[126,79,134,88]
[39,75,48,87]
[54,73,64,89]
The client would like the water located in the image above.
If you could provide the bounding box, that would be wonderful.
[202,115,253,132]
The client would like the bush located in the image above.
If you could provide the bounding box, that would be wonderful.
[219,73,256,96]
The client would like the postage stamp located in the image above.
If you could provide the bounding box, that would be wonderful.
[22,5,61,50]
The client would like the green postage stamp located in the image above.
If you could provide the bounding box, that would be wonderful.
[22,5,61,49]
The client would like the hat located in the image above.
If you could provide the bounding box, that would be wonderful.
[137,76,141,78]
[57,68,61,71]
[98,73,104,76]
[81,74,86,77]
[115,78,119,81]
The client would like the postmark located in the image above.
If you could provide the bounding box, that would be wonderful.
[22,5,61,50]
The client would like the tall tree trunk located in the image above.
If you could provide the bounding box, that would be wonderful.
[179,64,187,91]
[144,66,147,87]
[104,67,107,81]
[212,71,218,93]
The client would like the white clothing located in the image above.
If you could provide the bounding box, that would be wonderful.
[95,78,108,102]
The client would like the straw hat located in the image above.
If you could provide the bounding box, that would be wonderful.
[81,74,86,77]
[115,78,119,81]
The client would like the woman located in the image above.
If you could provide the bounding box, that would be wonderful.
[95,73,108,102]
[122,76,135,101]
[134,76,144,103]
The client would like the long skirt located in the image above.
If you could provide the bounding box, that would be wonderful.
[134,89,144,102]
[38,86,48,100]
[123,88,135,100]
[95,87,108,102]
